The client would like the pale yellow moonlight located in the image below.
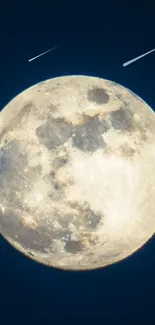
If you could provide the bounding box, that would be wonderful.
[0,75,155,270]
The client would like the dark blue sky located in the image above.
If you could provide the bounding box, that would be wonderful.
[1,1,155,324]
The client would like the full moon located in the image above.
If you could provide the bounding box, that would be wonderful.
[0,75,155,270]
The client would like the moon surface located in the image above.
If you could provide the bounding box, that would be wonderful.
[0,75,155,270]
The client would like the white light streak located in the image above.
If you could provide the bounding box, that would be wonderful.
[28,45,60,62]
[122,48,155,67]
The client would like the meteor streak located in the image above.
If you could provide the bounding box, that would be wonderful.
[122,48,155,67]
[28,45,60,62]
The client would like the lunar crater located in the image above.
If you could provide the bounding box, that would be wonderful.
[64,239,85,254]
[87,87,110,104]
[72,114,109,152]
[36,118,73,149]
[110,107,134,132]
[68,200,102,230]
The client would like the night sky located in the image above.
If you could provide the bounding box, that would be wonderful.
[1,1,155,324]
